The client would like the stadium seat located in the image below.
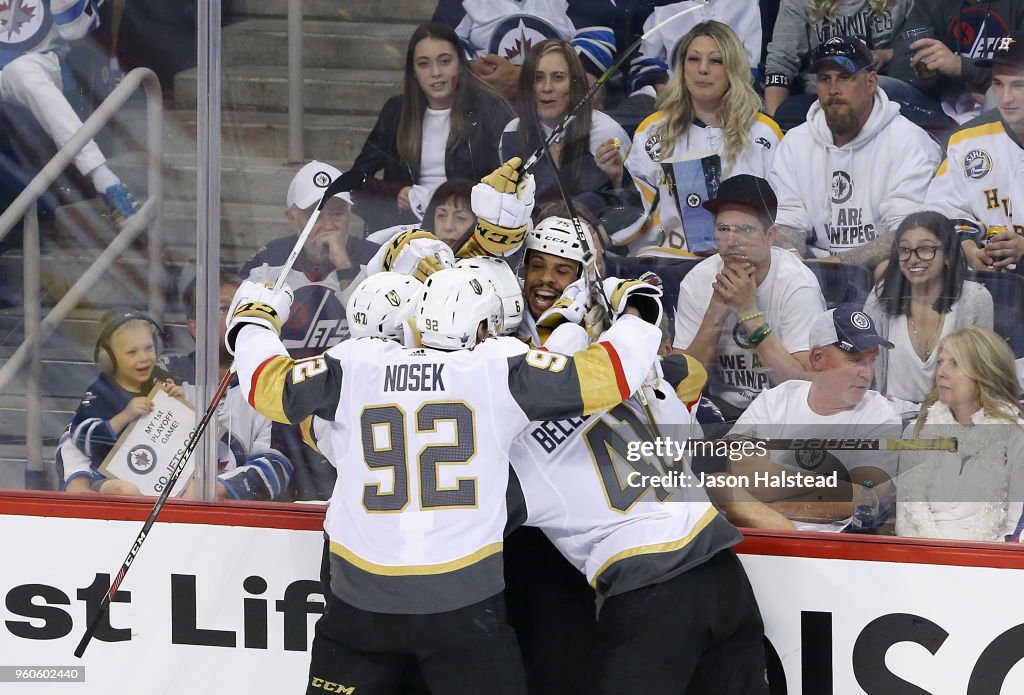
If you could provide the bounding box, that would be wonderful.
[603,254,701,334]
[803,260,872,310]
[967,270,1024,357]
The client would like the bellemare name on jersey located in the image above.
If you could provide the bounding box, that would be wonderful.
[383,363,447,392]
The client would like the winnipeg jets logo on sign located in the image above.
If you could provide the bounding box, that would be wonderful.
[830,171,853,204]
[963,149,993,180]
[686,193,702,208]
[312,171,332,189]
[850,311,871,330]
[127,444,158,475]
[0,0,50,48]
[489,15,559,65]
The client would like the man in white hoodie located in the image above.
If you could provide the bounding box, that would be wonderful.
[769,36,943,270]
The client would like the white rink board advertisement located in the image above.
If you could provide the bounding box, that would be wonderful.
[2,514,1024,693]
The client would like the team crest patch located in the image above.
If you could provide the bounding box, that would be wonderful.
[796,449,826,470]
[963,149,993,180]
[127,444,158,475]
[686,193,702,208]
[645,133,662,162]
[754,136,772,149]
[385,290,401,307]
[850,311,871,329]
[489,15,558,64]
[0,0,52,50]
[830,171,853,204]
[312,171,332,188]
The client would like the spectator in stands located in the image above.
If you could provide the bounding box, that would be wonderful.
[62,310,184,495]
[863,212,993,406]
[350,22,512,232]
[897,326,1024,542]
[161,273,293,502]
[769,36,942,270]
[365,178,477,249]
[501,39,633,224]
[639,1,763,79]
[727,305,903,532]
[242,161,377,501]
[623,21,782,256]
[926,32,1024,270]
[432,0,618,102]
[672,175,825,421]
[1,0,140,226]
[889,1,1024,125]
[764,0,911,128]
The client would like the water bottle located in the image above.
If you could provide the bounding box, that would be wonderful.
[850,480,879,533]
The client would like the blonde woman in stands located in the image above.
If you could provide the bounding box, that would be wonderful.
[863,211,992,407]
[623,21,781,257]
[897,326,1024,542]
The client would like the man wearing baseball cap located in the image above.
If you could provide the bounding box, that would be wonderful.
[768,36,942,270]
[673,174,826,421]
[240,161,377,501]
[724,304,904,532]
[927,31,1024,271]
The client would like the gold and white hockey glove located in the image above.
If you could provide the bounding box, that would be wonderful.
[602,276,663,326]
[225,280,294,355]
[462,157,535,257]
[378,229,455,281]
[536,278,590,329]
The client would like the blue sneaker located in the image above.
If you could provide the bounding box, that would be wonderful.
[103,182,140,227]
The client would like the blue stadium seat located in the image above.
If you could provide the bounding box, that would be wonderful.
[802,260,872,310]
[603,254,701,335]
[967,270,1024,357]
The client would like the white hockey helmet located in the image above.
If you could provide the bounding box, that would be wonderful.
[346,272,423,340]
[454,257,524,335]
[416,268,500,350]
[525,216,594,269]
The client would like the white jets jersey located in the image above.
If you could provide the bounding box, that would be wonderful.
[234,315,661,614]
[622,111,781,253]
[511,380,741,597]
[926,112,1024,237]
[456,0,575,63]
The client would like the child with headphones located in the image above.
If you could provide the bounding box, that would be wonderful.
[62,310,184,494]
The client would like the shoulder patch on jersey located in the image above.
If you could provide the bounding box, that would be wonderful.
[645,131,663,162]
[962,148,993,180]
[754,136,772,150]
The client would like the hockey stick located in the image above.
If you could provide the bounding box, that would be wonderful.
[521,0,716,173]
[697,437,959,452]
[73,170,365,658]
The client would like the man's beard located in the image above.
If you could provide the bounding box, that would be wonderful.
[824,103,859,137]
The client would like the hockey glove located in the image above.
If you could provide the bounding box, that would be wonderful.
[536,278,591,329]
[462,157,535,257]
[602,276,663,326]
[380,229,455,281]
[225,280,294,355]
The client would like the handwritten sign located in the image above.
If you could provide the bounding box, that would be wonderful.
[99,386,196,496]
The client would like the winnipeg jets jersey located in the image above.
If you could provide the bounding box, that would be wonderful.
[455,0,575,63]
[510,381,741,597]
[234,315,661,614]
[0,0,100,68]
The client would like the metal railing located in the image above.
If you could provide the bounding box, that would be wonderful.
[0,67,163,484]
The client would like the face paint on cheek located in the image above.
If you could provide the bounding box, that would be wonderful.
[451,75,458,88]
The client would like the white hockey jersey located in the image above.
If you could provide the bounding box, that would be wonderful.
[640,1,762,74]
[623,110,781,253]
[926,111,1024,237]
[769,88,942,256]
[234,315,661,614]
[455,0,575,64]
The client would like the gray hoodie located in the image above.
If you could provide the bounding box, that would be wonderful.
[765,0,911,94]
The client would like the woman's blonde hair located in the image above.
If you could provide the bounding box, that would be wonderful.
[916,326,1023,432]
[655,21,762,171]
[807,0,895,24]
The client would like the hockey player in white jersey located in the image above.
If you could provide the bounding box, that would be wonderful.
[226,267,663,695]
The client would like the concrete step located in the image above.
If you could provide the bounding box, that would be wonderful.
[223,19,418,71]
[231,0,435,22]
[159,110,375,166]
[0,354,96,399]
[0,395,78,445]
[173,66,402,115]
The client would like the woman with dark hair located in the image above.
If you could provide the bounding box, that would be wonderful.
[350,22,512,232]
[499,39,632,223]
[366,178,477,250]
[863,210,993,404]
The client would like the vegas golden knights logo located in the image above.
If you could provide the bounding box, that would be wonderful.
[470,279,483,295]
[385,290,401,307]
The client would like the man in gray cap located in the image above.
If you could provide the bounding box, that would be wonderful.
[673,174,826,421]
[927,31,1024,270]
